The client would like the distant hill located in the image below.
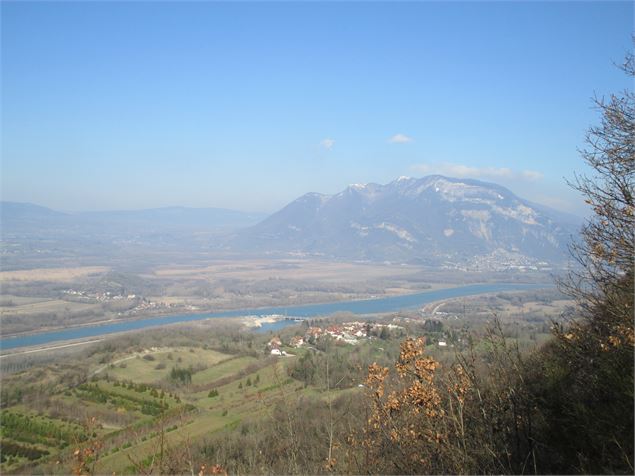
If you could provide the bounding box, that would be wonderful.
[0,202,266,234]
[232,175,581,266]
[1,201,70,223]
[77,207,267,232]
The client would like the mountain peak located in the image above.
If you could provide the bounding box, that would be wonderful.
[348,183,368,190]
[237,175,577,266]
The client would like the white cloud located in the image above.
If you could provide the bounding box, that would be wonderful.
[411,162,543,182]
[411,162,580,214]
[521,170,544,181]
[389,133,413,144]
[413,163,432,174]
[320,138,335,150]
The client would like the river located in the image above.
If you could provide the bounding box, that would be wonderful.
[0,283,546,350]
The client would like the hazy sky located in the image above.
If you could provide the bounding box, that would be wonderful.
[1,1,632,214]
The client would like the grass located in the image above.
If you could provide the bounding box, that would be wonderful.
[95,356,310,474]
[2,341,357,475]
[104,347,232,384]
[190,356,258,385]
[95,382,178,407]
[95,411,238,474]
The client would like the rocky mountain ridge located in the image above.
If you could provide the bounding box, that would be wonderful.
[233,175,580,267]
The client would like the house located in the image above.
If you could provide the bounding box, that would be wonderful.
[268,336,282,349]
[438,340,447,347]
[305,327,324,341]
[290,336,304,348]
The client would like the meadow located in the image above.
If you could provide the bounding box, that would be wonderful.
[0,322,371,474]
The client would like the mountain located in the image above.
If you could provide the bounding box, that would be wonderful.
[233,176,581,266]
[0,202,266,234]
[1,202,71,226]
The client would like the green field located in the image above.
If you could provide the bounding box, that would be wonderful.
[102,347,231,384]
[0,340,344,474]
[190,355,258,385]
[94,354,307,474]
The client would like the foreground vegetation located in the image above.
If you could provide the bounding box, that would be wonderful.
[0,288,557,475]
[0,268,630,475]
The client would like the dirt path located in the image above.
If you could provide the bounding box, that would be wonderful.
[0,338,105,359]
[91,352,145,376]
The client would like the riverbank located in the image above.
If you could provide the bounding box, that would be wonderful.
[0,283,550,352]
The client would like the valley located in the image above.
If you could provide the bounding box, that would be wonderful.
[0,286,570,474]
[2,179,566,342]
[0,256,552,345]
[0,177,577,473]
[2,3,631,472]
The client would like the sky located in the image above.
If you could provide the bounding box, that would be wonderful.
[1,1,633,215]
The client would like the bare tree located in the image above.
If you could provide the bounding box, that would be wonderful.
[544,47,635,474]
[558,49,634,349]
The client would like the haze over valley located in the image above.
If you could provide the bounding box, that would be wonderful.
[0,174,567,339]
[1,2,632,475]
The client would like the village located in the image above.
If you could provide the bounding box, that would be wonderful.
[61,289,200,316]
[265,321,410,355]
[62,289,139,302]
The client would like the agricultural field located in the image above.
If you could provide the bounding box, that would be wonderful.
[0,410,86,467]
[102,347,233,384]
[1,254,550,337]
[0,266,110,283]
[0,330,364,475]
